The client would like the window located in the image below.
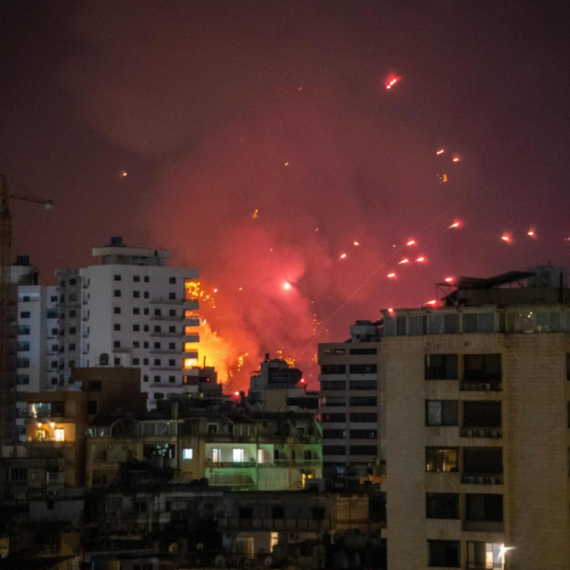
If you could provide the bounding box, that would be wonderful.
[467,542,504,570]
[428,540,460,568]
[133,341,140,348]
[114,357,120,365]
[144,358,149,365]
[410,314,427,335]
[169,342,176,349]
[208,424,218,434]
[55,428,65,442]
[113,324,121,331]
[17,375,29,385]
[463,448,502,475]
[144,291,149,298]
[114,274,121,281]
[463,402,501,427]
[349,364,377,374]
[320,364,346,374]
[323,348,346,355]
[20,311,31,319]
[464,354,501,381]
[144,308,149,315]
[212,448,221,462]
[169,277,176,284]
[169,309,176,317]
[133,307,140,315]
[154,375,160,382]
[144,276,149,282]
[506,310,534,332]
[463,312,495,333]
[312,507,325,520]
[465,494,503,521]
[17,341,30,351]
[114,290,121,297]
[143,375,148,382]
[426,493,459,519]
[272,507,284,519]
[168,376,175,383]
[169,292,176,300]
[323,445,345,455]
[17,325,30,335]
[154,308,161,316]
[426,447,458,472]
[133,358,140,365]
[114,307,121,314]
[425,354,458,379]
[323,429,346,439]
[17,358,30,368]
[322,413,346,423]
[349,412,377,422]
[182,448,193,460]
[88,380,102,392]
[69,309,76,318]
[426,401,458,426]
[47,308,58,319]
[428,314,444,334]
[169,326,176,333]
[349,429,377,439]
[133,275,140,282]
[9,467,28,481]
[144,325,149,332]
[113,341,120,348]
[321,380,344,390]
[349,396,377,406]
[133,324,140,332]
[168,359,175,366]
[68,343,76,351]
[154,326,161,333]
[321,396,346,407]
[88,401,98,415]
[349,348,377,355]
[233,448,245,462]
[349,380,377,390]
[133,291,140,298]
[154,342,161,349]
[239,507,253,520]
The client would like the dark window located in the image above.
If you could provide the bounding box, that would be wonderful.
[144,325,149,332]
[88,401,98,415]
[168,292,175,300]
[169,376,175,383]
[114,357,120,365]
[134,275,140,282]
[272,507,284,519]
[113,324,120,331]
[144,358,149,365]
[349,445,377,455]
[349,396,377,406]
[349,364,377,374]
[426,493,459,519]
[113,341,120,348]
[323,445,345,455]
[426,447,458,472]
[133,358,140,365]
[114,307,121,314]
[349,429,377,439]
[154,342,161,349]
[323,348,346,355]
[349,380,377,390]
[20,311,31,319]
[133,324,140,332]
[143,375,148,382]
[154,326,161,333]
[133,291,140,298]
[169,359,175,366]
[144,276,149,283]
[428,540,460,568]
[154,309,161,316]
[114,275,121,281]
[395,315,406,335]
[463,448,502,475]
[349,412,377,422]
[321,364,346,374]
[463,402,501,427]
[323,429,345,439]
[169,277,176,284]
[88,380,102,392]
[144,308,149,315]
[425,355,458,379]
[133,307,140,315]
[169,325,176,333]
[169,309,176,317]
[321,413,346,423]
[169,342,176,349]
[321,380,345,390]
[426,401,458,426]
[349,348,377,355]
[464,354,501,381]
[465,494,503,521]
[154,359,161,365]
[312,507,325,520]
[238,507,253,519]
[144,291,149,298]
[444,314,460,334]
[114,290,121,297]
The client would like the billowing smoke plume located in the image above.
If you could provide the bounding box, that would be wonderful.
[62,2,568,387]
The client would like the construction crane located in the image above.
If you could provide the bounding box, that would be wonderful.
[0,175,54,446]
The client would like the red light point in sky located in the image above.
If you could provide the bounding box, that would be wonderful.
[436,149,445,155]
[445,277,454,283]
[387,307,394,313]
[387,272,397,279]
[416,256,426,263]
[339,253,347,260]
[425,300,438,306]
[385,74,401,90]
[398,258,409,265]
[448,220,462,229]
[283,282,292,290]
[501,233,512,243]
[452,156,460,162]
[527,228,536,237]
[406,239,416,246]
[353,240,360,246]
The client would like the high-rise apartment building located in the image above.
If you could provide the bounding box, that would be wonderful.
[382,266,570,569]
[56,237,201,405]
[318,320,383,475]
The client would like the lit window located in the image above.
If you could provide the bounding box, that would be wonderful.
[55,428,65,442]
[233,448,245,462]
[184,358,198,369]
[257,449,264,464]
[184,343,197,352]
[182,448,193,460]
[212,448,221,462]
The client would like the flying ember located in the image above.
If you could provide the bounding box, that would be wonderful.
[445,277,454,283]
[339,253,347,260]
[398,258,409,265]
[501,234,512,243]
[406,239,416,246]
[353,241,360,246]
[452,156,460,162]
[448,221,461,229]
[436,149,445,155]
[425,300,438,306]
[283,282,292,290]
[416,256,425,262]
[527,229,536,237]
[385,74,401,90]
[387,272,397,279]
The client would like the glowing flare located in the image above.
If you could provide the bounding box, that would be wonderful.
[339,253,347,260]
[398,258,409,265]
[283,282,292,290]
[424,300,438,306]
[252,209,258,219]
[416,256,426,262]
[353,241,360,246]
[385,74,401,90]
[121,171,128,177]
[501,233,512,243]
[527,228,536,237]
[452,156,460,162]
[284,161,289,166]
[448,220,461,229]
[406,239,416,246]
[436,149,445,155]
[445,277,454,283]
[213,288,218,293]
[387,272,396,279]
[387,307,394,313]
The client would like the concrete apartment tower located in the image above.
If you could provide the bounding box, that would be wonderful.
[382,266,570,570]
[318,320,383,475]
[57,237,201,406]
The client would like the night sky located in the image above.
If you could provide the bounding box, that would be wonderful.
[2,1,570,386]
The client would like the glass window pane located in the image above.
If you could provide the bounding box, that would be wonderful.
[443,402,458,425]
[427,402,442,425]
[479,312,495,332]
[428,314,444,334]
[463,314,478,333]
[444,314,459,334]
[410,315,423,336]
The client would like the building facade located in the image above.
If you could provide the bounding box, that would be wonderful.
[382,267,570,570]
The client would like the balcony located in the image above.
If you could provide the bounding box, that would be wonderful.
[461,381,501,392]
[206,460,256,468]
[461,474,503,485]
[218,517,332,531]
[460,427,502,439]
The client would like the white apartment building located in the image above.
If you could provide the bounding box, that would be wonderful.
[318,320,383,476]
[57,237,201,406]
[382,266,570,570]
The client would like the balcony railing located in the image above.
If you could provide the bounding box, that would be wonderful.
[461,381,501,392]
[460,427,502,438]
[461,474,503,485]
[218,517,332,531]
